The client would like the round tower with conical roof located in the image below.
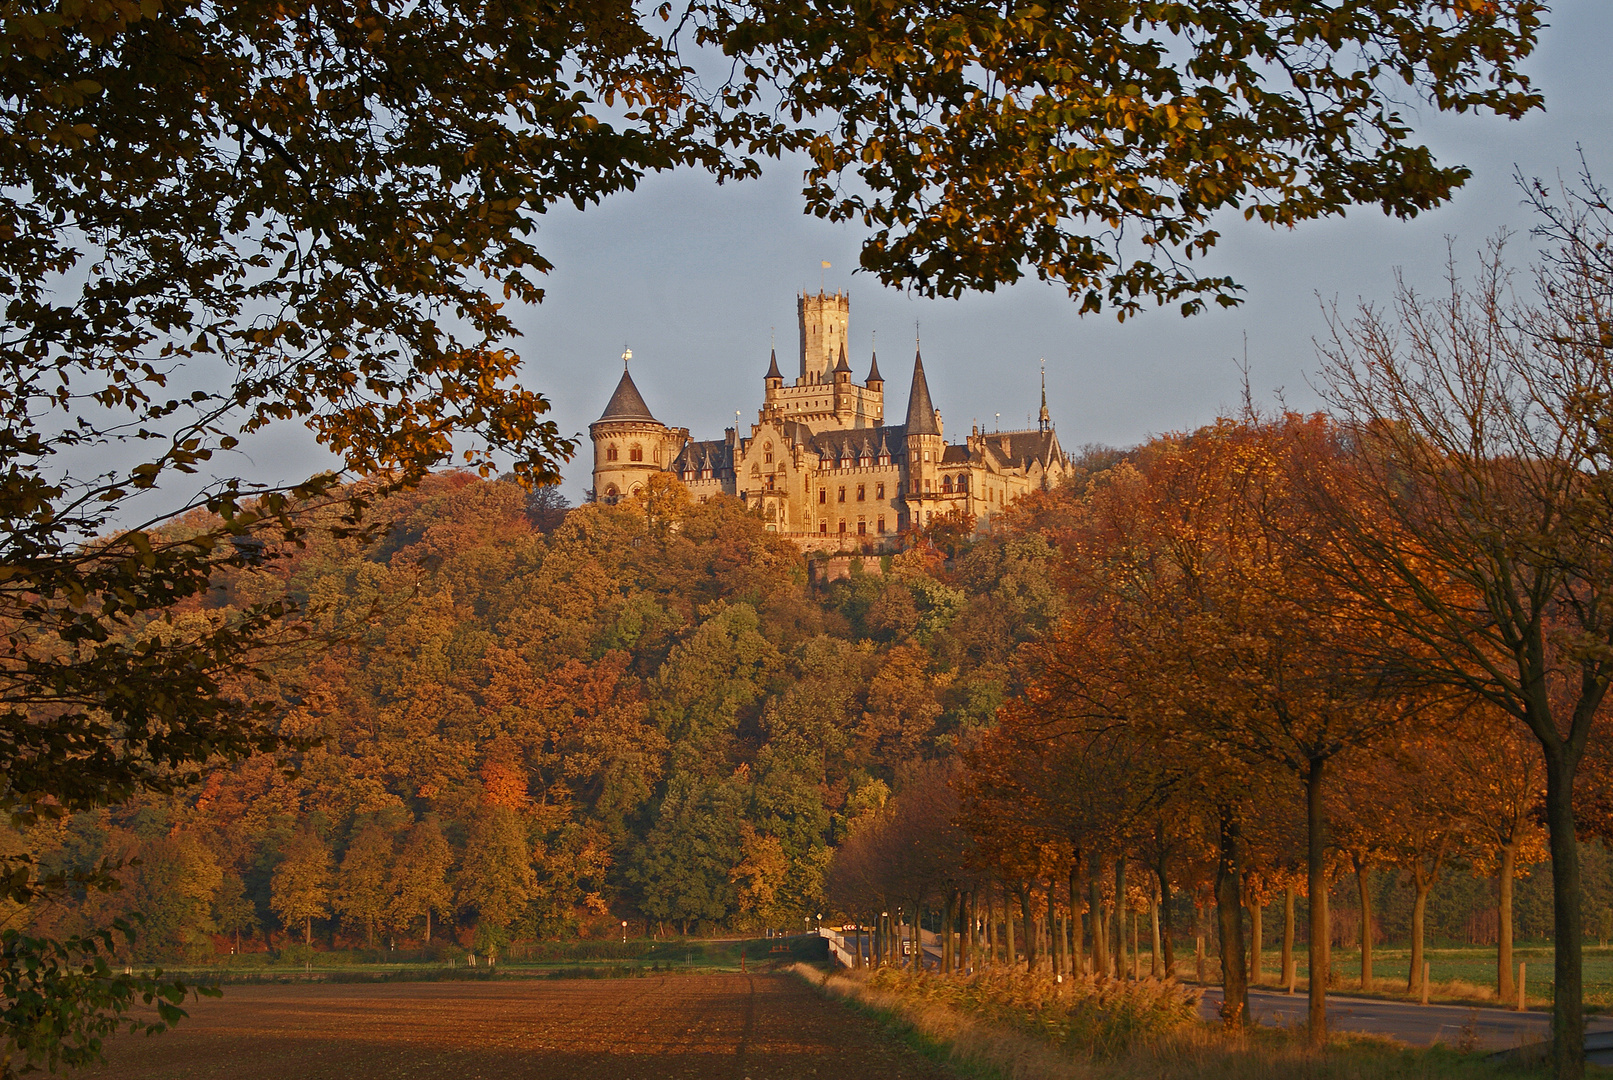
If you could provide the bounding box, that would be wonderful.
[590,356,678,503]
[903,348,943,527]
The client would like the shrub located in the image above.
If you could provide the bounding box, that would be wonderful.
[865,967,1201,1059]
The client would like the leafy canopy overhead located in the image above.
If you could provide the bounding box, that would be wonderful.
[706,0,1544,315]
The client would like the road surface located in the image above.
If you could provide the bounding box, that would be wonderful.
[1201,986,1613,1055]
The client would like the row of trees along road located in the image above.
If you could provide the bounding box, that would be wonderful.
[0,0,1558,1075]
[830,174,1613,1080]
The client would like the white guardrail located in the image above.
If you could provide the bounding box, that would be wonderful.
[816,926,854,967]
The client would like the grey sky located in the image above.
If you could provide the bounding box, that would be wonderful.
[236,4,1613,508]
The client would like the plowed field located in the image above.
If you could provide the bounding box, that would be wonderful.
[92,973,952,1080]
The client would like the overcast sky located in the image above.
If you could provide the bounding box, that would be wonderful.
[238,4,1613,508]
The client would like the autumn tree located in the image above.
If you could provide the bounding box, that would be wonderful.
[390,820,454,945]
[705,0,1543,314]
[459,806,537,960]
[1312,179,1613,1077]
[213,872,258,955]
[271,830,333,947]
[335,824,397,949]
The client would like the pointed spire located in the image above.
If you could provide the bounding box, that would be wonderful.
[905,349,940,435]
[866,350,883,386]
[833,342,851,374]
[765,348,782,381]
[598,368,657,423]
[1038,358,1051,431]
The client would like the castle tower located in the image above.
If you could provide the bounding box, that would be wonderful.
[904,349,943,515]
[590,361,673,503]
[763,348,784,399]
[798,290,849,384]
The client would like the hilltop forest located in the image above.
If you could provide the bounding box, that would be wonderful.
[12,434,1613,968]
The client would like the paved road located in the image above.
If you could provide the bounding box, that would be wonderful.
[1200,987,1613,1053]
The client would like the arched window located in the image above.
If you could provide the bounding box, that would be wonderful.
[629,444,643,462]
[942,476,953,493]
[764,443,774,464]
[604,484,620,504]
[606,444,619,462]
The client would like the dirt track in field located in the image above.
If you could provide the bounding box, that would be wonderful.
[92,973,953,1080]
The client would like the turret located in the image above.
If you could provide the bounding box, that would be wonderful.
[764,348,784,399]
[903,349,943,514]
[832,343,852,385]
[866,351,883,391]
[590,356,675,504]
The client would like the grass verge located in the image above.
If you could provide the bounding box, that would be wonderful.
[795,965,1572,1080]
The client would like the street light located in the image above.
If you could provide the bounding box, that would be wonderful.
[621,920,628,944]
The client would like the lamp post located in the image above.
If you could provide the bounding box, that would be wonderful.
[621,920,628,944]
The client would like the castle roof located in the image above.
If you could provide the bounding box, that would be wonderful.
[597,369,658,424]
[764,349,782,380]
[905,351,941,435]
[833,343,851,374]
[672,437,735,476]
[979,428,1067,470]
[866,352,883,385]
[806,424,908,463]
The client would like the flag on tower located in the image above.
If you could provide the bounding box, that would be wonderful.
[821,261,831,268]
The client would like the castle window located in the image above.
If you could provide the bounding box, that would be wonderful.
[942,476,953,493]
[959,474,969,492]
[878,516,886,534]
[838,521,846,535]
[857,520,866,535]
[838,486,846,503]
[856,484,865,502]
[818,488,827,505]
[606,445,619,462]
[764,443,773,464]
[876,482,885,500]
[604,484,620,503]
[630,444,643,462]
[924,479,932,491]
[923,451,930,462]
[820,522,827,534]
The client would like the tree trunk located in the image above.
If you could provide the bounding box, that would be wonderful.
[1155,846,1175,976]
[1070,861,1086,975]
[1282,884,1295,989]
[1151,891,1162,977]
[425,907,432,945]
[963,889,974,974]
[1409,875,1430,995]
[987,892,997,966]
[1250,896,1263,986]
[1306,758,1330,1045]
[1020,885,1036,972]
[1544,739,1586,1080]
[1114,856,1128,980]
[1356,857,1373,991]
[1216,805,1248,1029]
[1089,863,1108,977]
[1004,892,1016,969]
[1498,841,1517,1003]
[305,915,312,948]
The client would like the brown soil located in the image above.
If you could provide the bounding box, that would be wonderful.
[91,973,955,1080]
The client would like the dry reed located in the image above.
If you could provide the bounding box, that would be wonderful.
[793,965,1528,1080]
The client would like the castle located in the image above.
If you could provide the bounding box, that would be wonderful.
[590,291,1071,551]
